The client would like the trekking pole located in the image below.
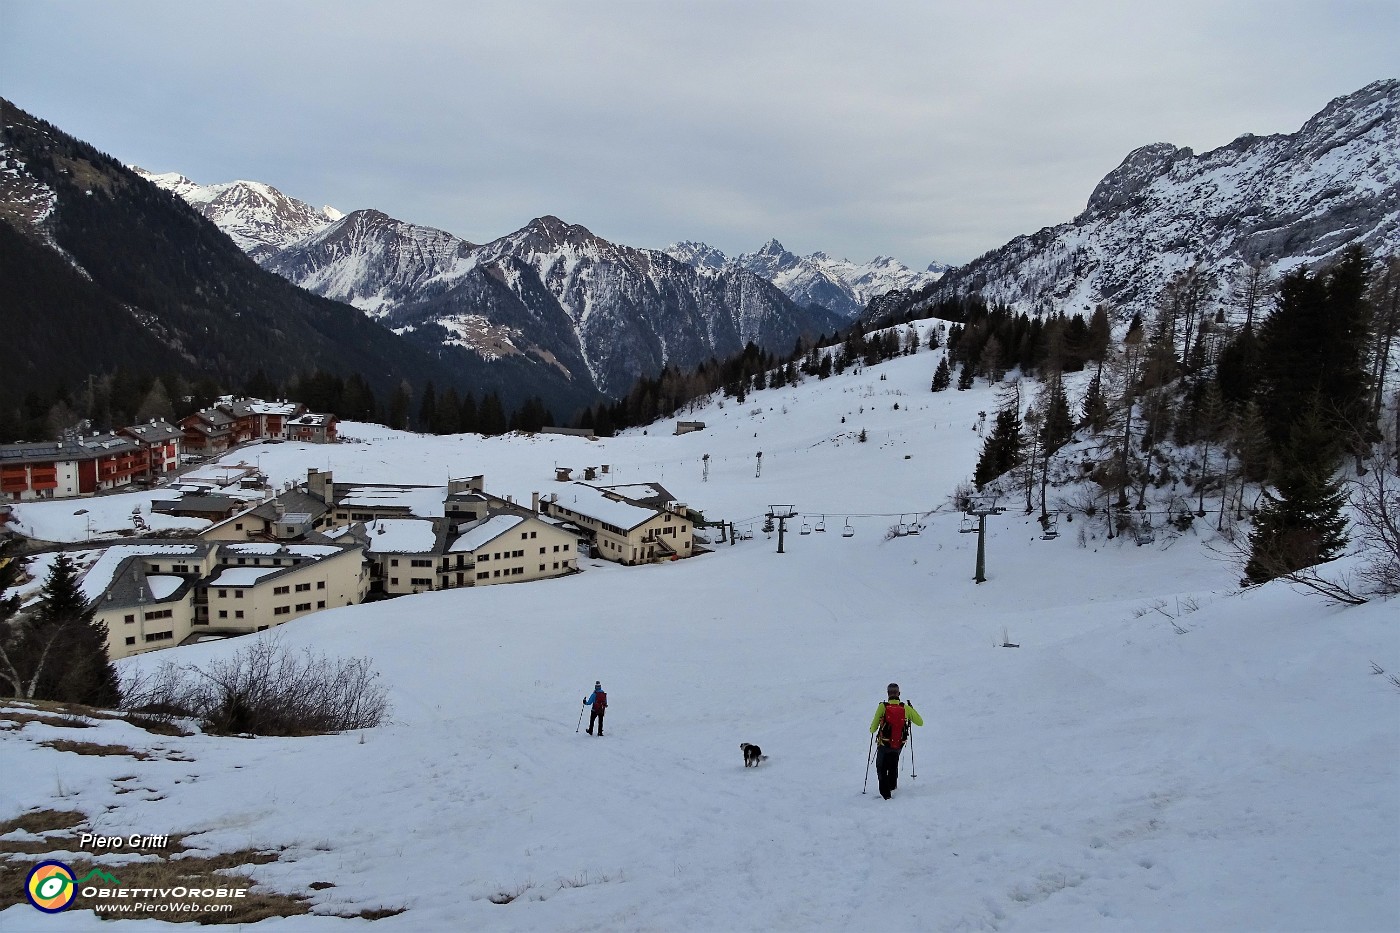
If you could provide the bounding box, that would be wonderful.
[575,704,585,733]
[862,733,875,794]
[909,729,916,779]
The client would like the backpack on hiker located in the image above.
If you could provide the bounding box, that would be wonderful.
[878,700,908,749]
[592,690,607,712]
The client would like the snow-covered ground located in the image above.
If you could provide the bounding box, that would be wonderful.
[3,334,1397,931]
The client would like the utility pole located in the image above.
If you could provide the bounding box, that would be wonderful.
[766,504,797,554]
[702,453,710,483]
[966,495,1006,584]
[755,451,763,478]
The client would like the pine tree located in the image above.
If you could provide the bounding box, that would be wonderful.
[956,361,975,391]
[1038,372,1074,453]
[1243,408,1350,584]
[1081,363,1109,431]
[386,381,412,431]
[931,356,951,392]
[1255,248,1374,456]
[418,381,439,433]
[0,553,119,705]
[974,405,1023,489]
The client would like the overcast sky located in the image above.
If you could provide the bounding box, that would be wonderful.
[3,1,1397,267]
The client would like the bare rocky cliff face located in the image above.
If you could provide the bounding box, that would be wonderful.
[868,79,1399,325]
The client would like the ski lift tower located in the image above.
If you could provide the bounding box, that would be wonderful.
[966,494,1006,584]
[766,504,798,554]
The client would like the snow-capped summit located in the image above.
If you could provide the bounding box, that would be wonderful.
[665,240,945,318]
[133,168,341,261]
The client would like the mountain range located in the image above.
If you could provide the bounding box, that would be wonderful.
[133,172,941,397]
[665,239,947,318]
[867,79,1400,326]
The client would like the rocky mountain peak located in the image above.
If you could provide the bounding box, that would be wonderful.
[1084,142,1191,217]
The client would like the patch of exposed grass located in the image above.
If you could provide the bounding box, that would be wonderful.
[0,808,85,836]
[38,739,154,759]
[344,907,407,920]
[0,709,94,729]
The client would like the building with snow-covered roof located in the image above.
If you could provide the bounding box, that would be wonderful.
[80,539,369,660]
[541,482,695,565]
[284,412,338,444]
[363,518,451,596]
[447,511,577,588]
[2,422,180,501]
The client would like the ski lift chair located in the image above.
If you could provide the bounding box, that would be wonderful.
[908,517,921,535]
[1040,513,1059,540]
[1134,514,1156,546]
[815,516,826,533]
[959,512,977,534]
[842,519,855,538]
[894,517,909,537]
[799,521,811,536]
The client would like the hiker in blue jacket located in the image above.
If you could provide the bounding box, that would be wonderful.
[583,681,607,736]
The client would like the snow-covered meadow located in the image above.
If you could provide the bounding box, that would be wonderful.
[3,336,1397,932]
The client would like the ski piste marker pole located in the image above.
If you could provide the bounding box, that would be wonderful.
[862,732,875,794]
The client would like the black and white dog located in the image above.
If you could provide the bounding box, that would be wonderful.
[739,742,768,767]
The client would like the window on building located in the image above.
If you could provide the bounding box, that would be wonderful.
[275,606,290,616]
[530,531,537,539]
[512,567,524,575]
[125,636,136,646]
[295,582,311,592]
[317,600,325,609]
[144,631,172,642]
[237,558,247,565]
[477,571,489,580]
[316,581,325,589]
[218,610,228,619]
[391,559,399,566]
[235,523,243,530]
[410,578,433,586]
[539,564,546,572]
[539,547,546,554]
[296,602,311,611]
[124,614,135,624]
[235,610,244,619]
[235,590,243,598]
[411,559,432,567]
[493,570,500,578]
[274,585,290,595]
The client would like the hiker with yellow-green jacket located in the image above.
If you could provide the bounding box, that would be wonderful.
[869,683,923,799]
